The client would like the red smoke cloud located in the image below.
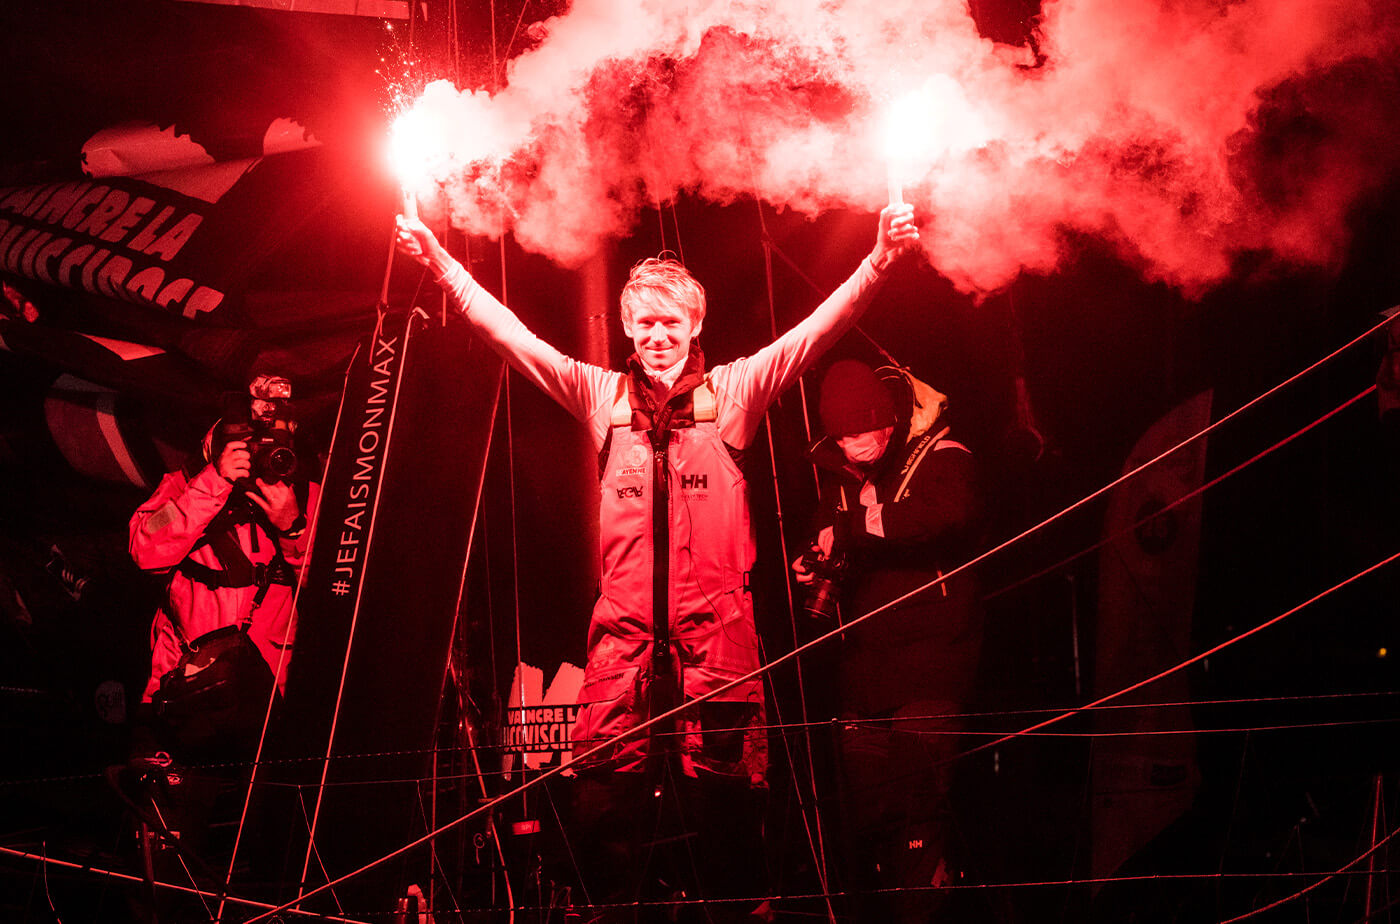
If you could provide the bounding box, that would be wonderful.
[399,0,1400,295]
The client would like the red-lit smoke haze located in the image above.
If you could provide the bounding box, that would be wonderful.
[398,0,1400,295]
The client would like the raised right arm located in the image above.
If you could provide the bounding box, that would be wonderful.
[396,217,612,423]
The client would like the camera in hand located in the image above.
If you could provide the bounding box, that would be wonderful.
[214,397,298,483]
[799,548,848,622]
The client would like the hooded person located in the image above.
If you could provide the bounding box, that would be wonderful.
[793,359,984,923]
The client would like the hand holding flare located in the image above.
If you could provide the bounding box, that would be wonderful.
[389,103,453,274]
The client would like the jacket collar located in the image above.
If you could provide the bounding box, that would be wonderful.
[627,345,707,408]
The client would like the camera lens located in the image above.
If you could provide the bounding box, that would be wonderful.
[804,577,840,621]
[265,446,297,478]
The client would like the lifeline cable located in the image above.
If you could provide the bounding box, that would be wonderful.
[21,686,1380,792]
[27,684,1400,916]
[242,299,1398,923]
[224,273,1394,918]
[985,382,1379,603]
[0,846,373,924]
[928,541,1400,781]
[230,866,1399,919]
[1219,819,1400,922]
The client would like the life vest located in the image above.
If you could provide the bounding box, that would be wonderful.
[572,371,767,781]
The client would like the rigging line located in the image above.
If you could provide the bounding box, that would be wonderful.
[39,842,63,924]
[486,174,523,919]
[296,782,341,908]
[95,709,1398,796]
[758,706,1400,737]
[488,0,500,93]
[300,708,1400,775]
[244,287,1395,924]
[463,680,517,922]
[219,507,316,921]
[0,847,373,924]
[755,630,837,917]
[985,383,1379,602]
[412,779,463,921]
[749,164,836,924]
[21,837,1400,924]
[1217,731,1251,913]
[1357,891,1400,924]
[501,2,534,79]
[498,257,529,825]
[543,779,591,909]
[762,234,899,366]
[374,865,1400,917]
[147,800,214,921]
[753,201,819,491]
[448,0,459,88]
[1058,735,1094,924]
[949,545,1400,767]
[429,340,505,913]
[20,686,1398,789]
[655,193,669,253]
[1364,772,1385,920]
[660,712,1400,743]
[1219,819,1400,922]
[243,543,1400,916]
[470,236,507,776]
[792,688,1400,725]
[890,716,1400,739]
[8,685,1366,791]
[298,307,419,910]
[759,404,838,911]
[669,201,687,267]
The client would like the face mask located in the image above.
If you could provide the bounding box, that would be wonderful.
[837,426,894,465]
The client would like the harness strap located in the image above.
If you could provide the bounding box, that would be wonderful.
[174,497,296,641]
[609,378,717,427]
[600,376,718,475]
[177,557,297,591]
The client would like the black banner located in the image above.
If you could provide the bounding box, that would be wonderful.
[284,306,503,911]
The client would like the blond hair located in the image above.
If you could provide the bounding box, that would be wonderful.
[619,257,706,329]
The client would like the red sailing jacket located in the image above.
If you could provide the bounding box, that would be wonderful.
[129,461,316,702]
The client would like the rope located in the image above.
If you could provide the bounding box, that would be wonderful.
[1220,820,1400,922]
[0,846,373,923]
[946,545,1400,764]
[985,383,1379,602]
[12,840,1399,921]
[160,289,1400,921]
[752,195,838,919]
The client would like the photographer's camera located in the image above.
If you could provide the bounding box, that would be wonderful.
[799,549,847,622]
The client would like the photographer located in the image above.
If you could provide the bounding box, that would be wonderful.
[792,360,982,923]
[129,372,318,756]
